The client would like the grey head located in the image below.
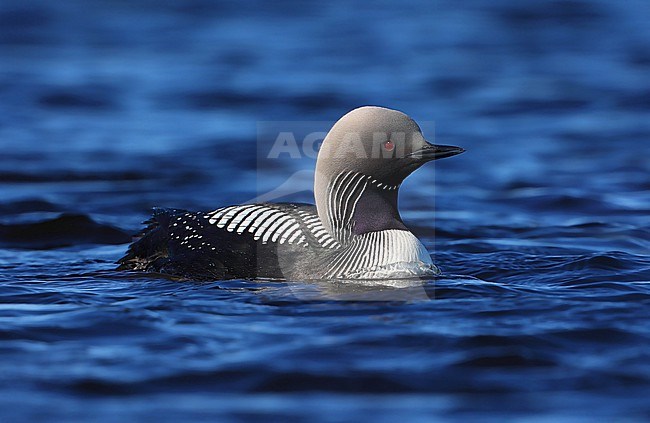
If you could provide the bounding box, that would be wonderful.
[314,106,464,243]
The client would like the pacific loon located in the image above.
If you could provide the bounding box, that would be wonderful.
[117,106,464,280]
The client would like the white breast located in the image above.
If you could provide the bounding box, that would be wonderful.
[323,229,439,280]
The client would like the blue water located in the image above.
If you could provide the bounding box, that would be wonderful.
[1,0,650,421]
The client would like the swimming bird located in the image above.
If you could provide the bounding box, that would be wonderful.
[117,106,464,280]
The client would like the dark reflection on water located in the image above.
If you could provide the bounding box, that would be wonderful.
[1,0,650,421]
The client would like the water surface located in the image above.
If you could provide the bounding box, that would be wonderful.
[1,0,650,421]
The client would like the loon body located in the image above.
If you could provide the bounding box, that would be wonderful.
[118,106,464,280]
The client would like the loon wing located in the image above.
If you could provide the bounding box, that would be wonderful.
[205,203,339,249]
[117,203,339,280]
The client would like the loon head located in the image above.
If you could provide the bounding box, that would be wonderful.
[314,106,464,241]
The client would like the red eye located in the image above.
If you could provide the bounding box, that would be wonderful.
[384,140,394,151]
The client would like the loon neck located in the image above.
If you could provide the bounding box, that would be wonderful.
[315,170,404,244]
[351,185,407,236]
